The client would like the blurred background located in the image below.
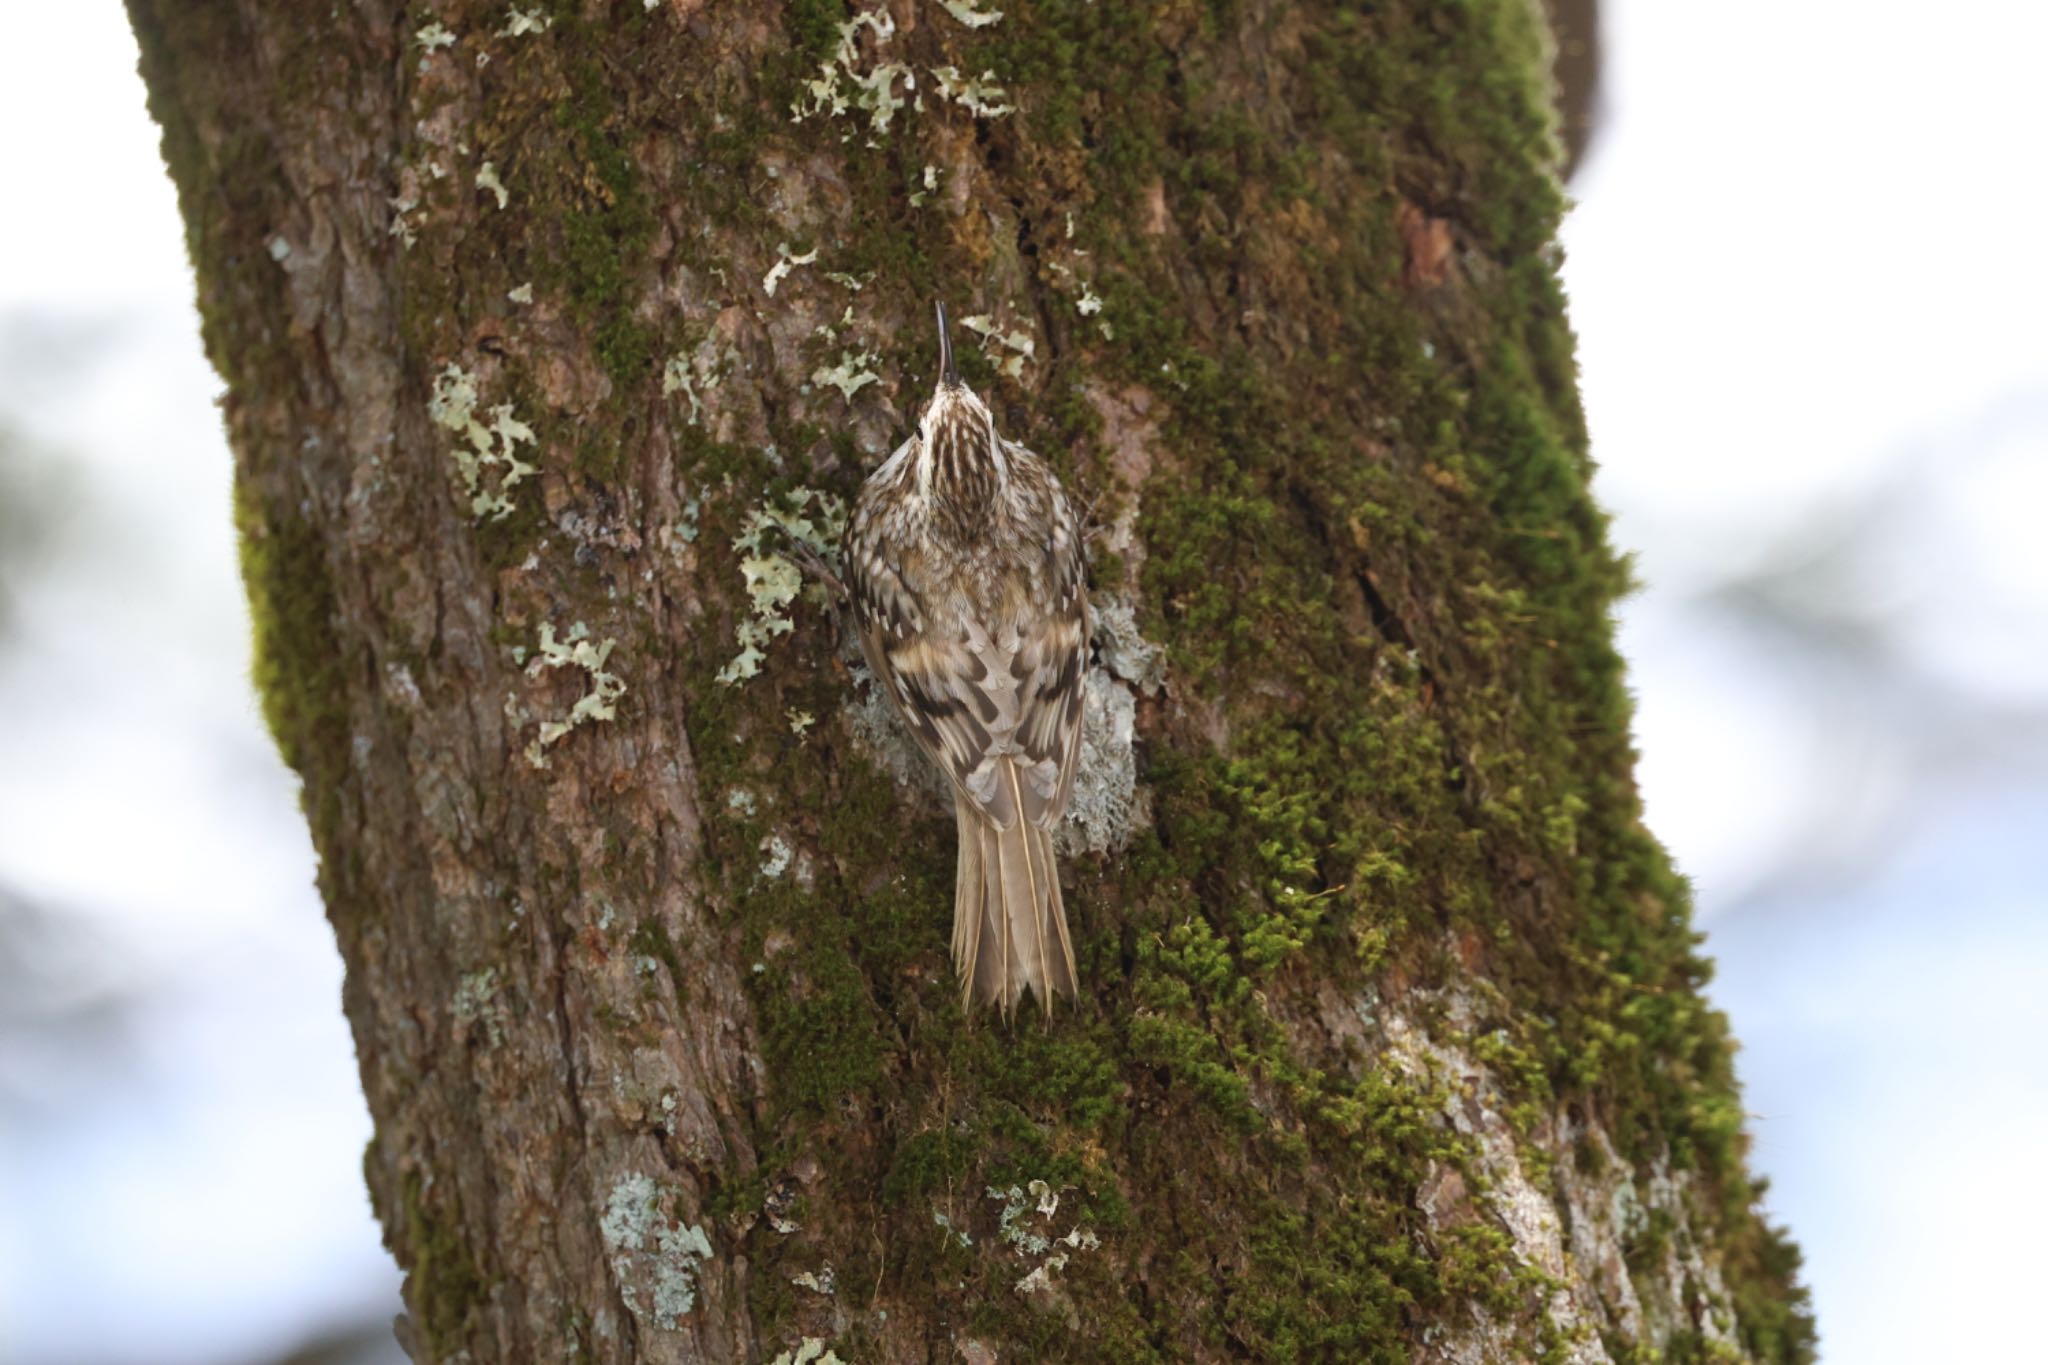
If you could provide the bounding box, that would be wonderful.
[2,3,2043,1361]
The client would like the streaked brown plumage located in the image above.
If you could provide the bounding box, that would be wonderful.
[843,303,1087,1016]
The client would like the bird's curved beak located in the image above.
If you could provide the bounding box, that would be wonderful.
[935,299,960,388]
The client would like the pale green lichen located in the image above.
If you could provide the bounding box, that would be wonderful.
[450,967,505,1046]
[787,708,816,737]
[497,6,549,36]
[759,833,794,879]
[941,0,1003,28]
[789,10,914,137]
[600,1174,714,1331]
[507,281,533,304]
[716,488,846,684]
[388,192,420,247]
[790,1264,836,1295]
[811,349,881,402]
[988,1181,1100,1297]
[762,243,820,297]
[427,363,538,520]
[662,355,703,425]
[909,163,939,208]
[414,22,456,62]
[990,1182,1055,1255]
[769,1339,846,1365]
[959,313,1033,378]
[524,622,626,766]
[475,161,508,210]
[663,339,736,428]
[930,65,1015,119]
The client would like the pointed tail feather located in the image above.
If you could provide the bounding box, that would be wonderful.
[953,798,1077,1016]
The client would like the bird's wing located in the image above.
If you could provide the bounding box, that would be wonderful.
[849,519,1086,833]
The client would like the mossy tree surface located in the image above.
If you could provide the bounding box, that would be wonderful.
[129,0,1811,1360]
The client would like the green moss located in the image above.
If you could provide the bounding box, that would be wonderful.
[147,0,1812,1352]
[534,51,661,451]
[232,483,359,909]
[398,1169,485,1357]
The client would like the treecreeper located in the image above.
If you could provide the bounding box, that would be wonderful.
[843,303,1089,1017]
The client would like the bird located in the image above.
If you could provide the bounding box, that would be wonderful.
[842,302,1088,1016]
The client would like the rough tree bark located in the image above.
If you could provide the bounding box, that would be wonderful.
[129,0,1811,1361]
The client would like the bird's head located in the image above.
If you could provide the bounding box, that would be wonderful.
[912,301,1008,503]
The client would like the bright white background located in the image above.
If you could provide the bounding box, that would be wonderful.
[1,3,2042,1361]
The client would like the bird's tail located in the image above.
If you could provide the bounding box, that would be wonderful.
[953,796,1077,1016]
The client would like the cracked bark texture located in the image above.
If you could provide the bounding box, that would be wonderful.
[128,1,1811,1362]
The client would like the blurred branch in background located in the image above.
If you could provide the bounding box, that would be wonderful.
[1547,0,1604,178]
[1689,384,2048,916]
[0,416,82,641]
[0,880,150,1121]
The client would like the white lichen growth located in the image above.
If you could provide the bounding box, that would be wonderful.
[1076,282,1104,316]
[388,192,421,247]
[450,967,505,1046]
[726,788,758,816]
[932,1209,973,1247]
[941,0,1003,27]
[1014,1254,1067,1295]
[931,65,1015,118]
[909,163,941,207]
[759,833,793,880]
[600,1174,715,1331]
[990,1183,1053,1255]
[824,270,870,291]
[762,243,820,297]
[790,1264,836,1295]
[811,349,882,403]
[414,22,456,65]
[1091,598,1166,695]
[787,708,816,737]
[507,281,534,304]
[789,10,915,136]
[716,488,847,684]
[662,340,736,428]
[498,6,550,36]
[770,1340,847,1365]
[988,1181,1098,1297]
[523,622,626,766]
[960,313,1035,378]
[427,362,539,519]
[267,235,292,262]
[662,354,703,424]
[475,160,509,209]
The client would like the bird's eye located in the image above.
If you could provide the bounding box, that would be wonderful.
[916,422,926,441]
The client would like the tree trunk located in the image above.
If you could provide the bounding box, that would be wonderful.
[128,1,1811,1361]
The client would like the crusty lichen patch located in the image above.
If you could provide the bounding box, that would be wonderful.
[600,1173,715,1331]
[426,362,538,520]
[985,1180,1101,1298]
[715,487,845,685]
[788,10,914,137]
[522,622,626,766]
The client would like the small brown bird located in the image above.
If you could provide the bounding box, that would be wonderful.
[844,303,1088,1016]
